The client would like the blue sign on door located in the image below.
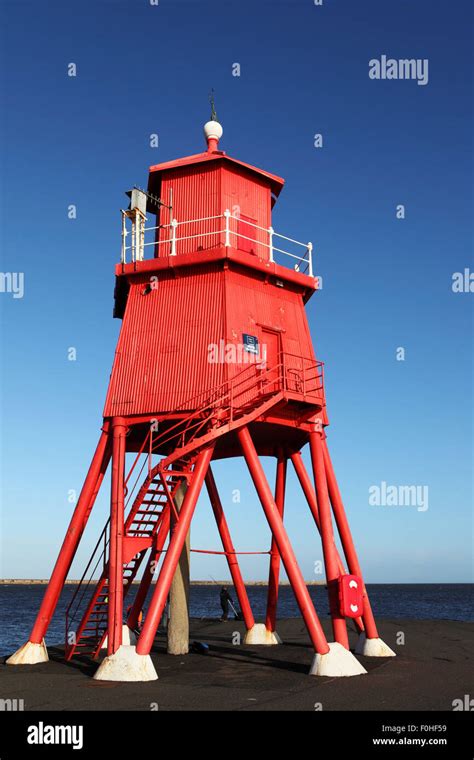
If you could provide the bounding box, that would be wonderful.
[243,334,259,355]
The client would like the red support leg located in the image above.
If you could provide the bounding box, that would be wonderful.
[291,451,322,529]
[291,450,364,633]
[127,505,171,631]
[108,417,127,656]
[322,438,379,639]
[265,449,286,633]
[237,426,330,656]
[205,466,255,631]
[136,446,214,656]
[291,450,345,574]
[30,423,111,644]
[309,430,350,649]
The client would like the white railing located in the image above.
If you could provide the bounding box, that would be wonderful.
[120,210,314,277]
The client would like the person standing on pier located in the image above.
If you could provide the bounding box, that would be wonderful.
[219,586,234,621]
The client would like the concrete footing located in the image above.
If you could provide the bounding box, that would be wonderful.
[101,625,136,650]
[356,633,396,657]
[93,645,158,682]
[6,639,49,666]
[309,642,367,677]
[244,623,282,645]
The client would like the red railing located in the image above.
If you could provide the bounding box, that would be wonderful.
[65,354,323,647]
[65,522,109,655]
[146,353,324,459]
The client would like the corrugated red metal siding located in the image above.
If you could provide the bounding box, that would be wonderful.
[224,268,316,403]
[221,165,271,260]
[103,264,227,417]
[157,164,222,256]
[150,162,271,261]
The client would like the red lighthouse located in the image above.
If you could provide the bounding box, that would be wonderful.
[8,114,395,680]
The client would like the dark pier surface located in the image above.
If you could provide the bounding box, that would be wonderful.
[1,618,472,711]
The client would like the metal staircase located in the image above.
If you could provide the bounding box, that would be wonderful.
[149,356,324,466]
[65,459,194,659]
[65,356,324,659]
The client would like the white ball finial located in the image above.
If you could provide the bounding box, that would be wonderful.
[204,120,223,151]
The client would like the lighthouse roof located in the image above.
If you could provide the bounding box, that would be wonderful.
[148,150,285,198]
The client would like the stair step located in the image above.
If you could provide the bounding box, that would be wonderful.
[128,528,156,535]
[132,512,160,519]
[129,525,157,532]
[78,634,103,639]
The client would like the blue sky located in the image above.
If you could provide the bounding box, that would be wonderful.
[0,0,472,583]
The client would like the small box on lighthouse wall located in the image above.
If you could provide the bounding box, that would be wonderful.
[127,188,147,215]
[338,574,364,618]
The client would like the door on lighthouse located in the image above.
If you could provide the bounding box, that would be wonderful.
[237,214,257,254]
[260,328,281,395]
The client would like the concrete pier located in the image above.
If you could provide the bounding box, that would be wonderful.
[1,617,472,711]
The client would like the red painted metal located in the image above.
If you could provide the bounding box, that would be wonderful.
[157,163,222,256]
[122,536,152,565]
[65,456,190,658]
[290,451,346,575]
[108,418,127,655]
[290,450,365,634]
[205,467,255,631]
[222,166,271,259]
[104,264,227,417]
[322,438,379,639]
[190,549,268,556]
[127,503,171,631]
[237,214,257,254]
[29,424,111,644]
[148,151,284,200]
[136,446,215,655]
[19,121,385,678]
[237,426,330,655]
[291,451,321,528]
[265,450,286,632]
[105,267,319,422]
[339,575,364,619]
[116,247,317,298]
[309,430,350,650]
